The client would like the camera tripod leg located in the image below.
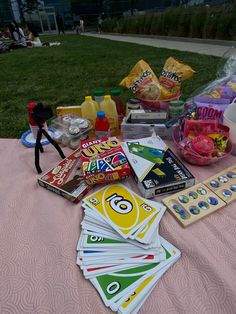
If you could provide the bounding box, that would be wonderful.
[35,128,43,174]
[42,129,66,159]
[39,142,44,153]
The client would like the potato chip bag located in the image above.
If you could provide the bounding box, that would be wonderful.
[159,57,195,93]
[120,59,174,100]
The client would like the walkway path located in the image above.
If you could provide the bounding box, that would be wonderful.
[83,32,236,57]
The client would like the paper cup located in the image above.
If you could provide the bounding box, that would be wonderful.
[223,101,236,155]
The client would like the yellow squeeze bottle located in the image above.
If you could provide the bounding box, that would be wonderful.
[100,95,119,136]
[81,96,99,127]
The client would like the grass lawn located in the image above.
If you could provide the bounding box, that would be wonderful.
[0,34,221,138]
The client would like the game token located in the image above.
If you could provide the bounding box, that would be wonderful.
[230,184,236,192]
[179,209,190,220]
[210,180,220,188]
[172,204,182,213]
[218,176,228,183]
[189,206,200,215]
[188,191,198,199]
[222,189,232,198]
[207,197,218,205]
[197,187,207,195]
[227,171,236,178]
[198,201,209,210]
[178,195,189,203]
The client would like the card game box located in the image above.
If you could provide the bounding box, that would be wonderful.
[121,117,173,140]
[80,137,131,185]
[38,148,92,203]
[121,136,195,198]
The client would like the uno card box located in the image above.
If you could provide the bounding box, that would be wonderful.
[38,148,92,203]
[121,136,195,198]
[80,137,131,185]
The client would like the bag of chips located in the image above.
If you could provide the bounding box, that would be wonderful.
[159,57,195,94]
[120,59,175,100]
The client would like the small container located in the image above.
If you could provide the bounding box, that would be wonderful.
[126,98,141,115]
[50,115,92,149]
[100,95,119,136]
[94,89,105,104]
[110,88,126,127]
[169,100,185,118]
[95,111,110,138]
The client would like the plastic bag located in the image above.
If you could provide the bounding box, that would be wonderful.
[186,49,236,122]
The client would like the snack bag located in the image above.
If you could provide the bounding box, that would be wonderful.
[159,57,195,93]
[194,97,230,122]
[120,59,174,100]
[205,79,236,100]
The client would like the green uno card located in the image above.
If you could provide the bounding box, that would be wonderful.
[90,237,181,307]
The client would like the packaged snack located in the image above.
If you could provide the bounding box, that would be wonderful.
[206,79,236,99]
[120,60,174,100]
[159,57,195,94]
[194,97,230,122]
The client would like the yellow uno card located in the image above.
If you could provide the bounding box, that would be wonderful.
[121,275,154,310]
[84,184,158,239]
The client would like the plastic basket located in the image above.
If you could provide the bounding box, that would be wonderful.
[172,124,232,166]
[138,91,181,111]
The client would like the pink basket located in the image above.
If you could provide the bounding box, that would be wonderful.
[139,91,181,111]
[172,125,232,166]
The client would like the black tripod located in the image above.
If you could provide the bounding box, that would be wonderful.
[35,123,66,174]
[29,102,66,174]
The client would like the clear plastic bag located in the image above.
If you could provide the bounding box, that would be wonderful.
[186,48,236,122]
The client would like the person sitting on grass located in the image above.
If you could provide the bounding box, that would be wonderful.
[8,21,27,49]
[26,23,42,48]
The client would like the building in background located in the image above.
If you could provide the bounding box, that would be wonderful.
[0,0,230,30]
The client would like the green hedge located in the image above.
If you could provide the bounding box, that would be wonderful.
[102,4,236,41]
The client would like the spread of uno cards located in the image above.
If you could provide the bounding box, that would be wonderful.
[76,184,181,314]
[82,183,165,242]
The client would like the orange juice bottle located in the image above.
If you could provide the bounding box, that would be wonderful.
[100,95,119,136]
[81,96,99,135]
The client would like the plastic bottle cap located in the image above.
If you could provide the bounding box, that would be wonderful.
[110,88,121,96]
[97,111,105,118]
[85,96,92,101]
[169,100,185,107]
[94,89,105,96]
[104,95,111,100]
[127,98,142,105]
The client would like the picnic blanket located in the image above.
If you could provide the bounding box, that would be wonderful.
[1,138,236,314]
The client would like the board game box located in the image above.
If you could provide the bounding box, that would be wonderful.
[121,136,195,198]
[38,148,92,203]
[80,137,131,185]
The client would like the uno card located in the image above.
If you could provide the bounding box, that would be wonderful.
[90,237,181,307]
[83,263,140,279]
[83,184,158,239]
[83,229,158,251]
[113,259,177,313]
[97,159,112,172]
[104,152,127,169]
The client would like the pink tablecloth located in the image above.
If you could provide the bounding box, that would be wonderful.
[1,139,236,314]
